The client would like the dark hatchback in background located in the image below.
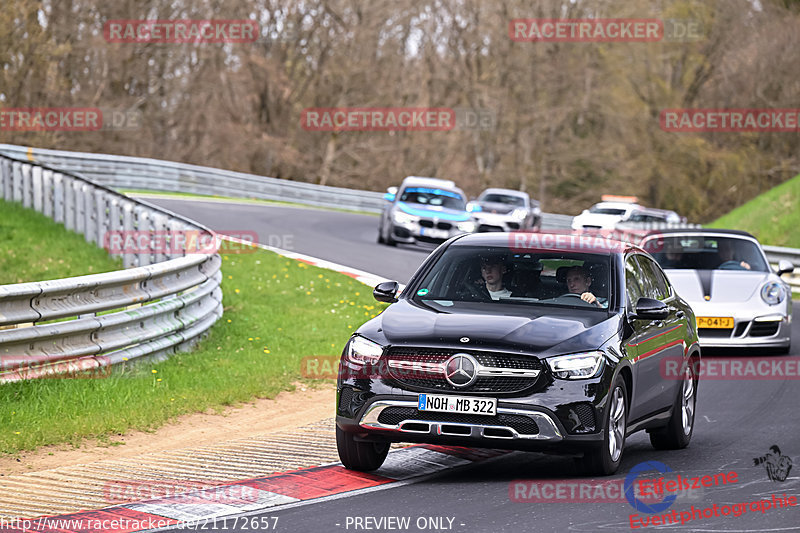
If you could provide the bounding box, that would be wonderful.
[336,233,700,475]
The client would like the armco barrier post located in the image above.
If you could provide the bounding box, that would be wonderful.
[42,169,54,218]
[32,166,43,213]
[53,172,64,224]
[12,161,23,202]
[21,164,32,208]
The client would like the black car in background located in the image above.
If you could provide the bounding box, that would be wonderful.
[336,233,700,475]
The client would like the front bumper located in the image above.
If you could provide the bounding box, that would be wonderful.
[359,399,563,441]
[473,212,527,232]
[690,302,791,349]
[390,221,471,244]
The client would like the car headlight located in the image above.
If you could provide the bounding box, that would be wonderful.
[393,210,417,225]
[761,282,785,305]
[547,351,604,379]
[511,208,528,220]
[457,220,476,232]
[346,336,383,364]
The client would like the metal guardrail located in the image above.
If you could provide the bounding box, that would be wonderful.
[0,144,573,229]
[0,144,386,214]
[1,143,797,297]
[0,154,222,382]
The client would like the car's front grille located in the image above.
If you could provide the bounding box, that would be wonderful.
[376,407,540,435]
[698,328,733,339]
[384,347,542,394]
[734,322,749,337]
[750,321,780,337]
[478,224,504,232]
[418,220,453,230]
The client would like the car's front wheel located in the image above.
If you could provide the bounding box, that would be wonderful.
[579,376,627,476]
[336,425,390,471]
[649,361,696,450]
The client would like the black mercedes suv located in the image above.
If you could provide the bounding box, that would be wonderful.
[336,233,700,475]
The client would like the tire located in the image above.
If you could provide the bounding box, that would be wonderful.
[384,226,397,247]
[336,425,390,471]
[649,361,696,450]
[579,375,627,476]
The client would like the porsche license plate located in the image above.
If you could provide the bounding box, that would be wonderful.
[697,316,734,329]
[418,394,496,416]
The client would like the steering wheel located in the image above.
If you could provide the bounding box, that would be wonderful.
[718,260,746,270]
[557,293,586,300]
[460,281,489,301]
[556,293,596,306]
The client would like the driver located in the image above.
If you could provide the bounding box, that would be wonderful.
[718,239,751,270]
[565,265,606,307]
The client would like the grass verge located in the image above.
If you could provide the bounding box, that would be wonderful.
[708,173,800,248]
[0,198,122,284]
[0,244,385,454]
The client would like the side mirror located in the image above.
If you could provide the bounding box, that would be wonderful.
[373,281,399,303]
[777,259,794,276]
[383,187,398,202]
[467,202,482,212]
[631,297,669,321]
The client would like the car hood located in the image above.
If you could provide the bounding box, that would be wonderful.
[664,269,771,303]
[477,201,516,215]
[396,202,470,221]
[369,299,619,356]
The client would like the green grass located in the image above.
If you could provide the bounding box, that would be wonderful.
[121,189,380,217]
[0,199,122,284]
[708,173,800,248]
[0,245,385,454]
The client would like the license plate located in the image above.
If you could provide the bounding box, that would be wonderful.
[418,394,497,416]
[697,316,734,329]
[420,228,448,239]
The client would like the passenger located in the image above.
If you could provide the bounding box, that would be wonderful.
[478,255,512,300]
[565,265,606,307]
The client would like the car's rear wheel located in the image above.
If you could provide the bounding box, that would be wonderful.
[649,362,696,450]
[336,426,390,471]
[578,376,627,476]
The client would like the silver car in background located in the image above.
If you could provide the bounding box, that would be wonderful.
[378,176,477,246]
[468,188,542,232]
[641,229,793,352]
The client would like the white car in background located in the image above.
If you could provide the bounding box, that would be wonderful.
[571,201,643,231]
[641,229,793,352]
[468,188,542,232]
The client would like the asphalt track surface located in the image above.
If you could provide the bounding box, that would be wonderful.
[149,198,800,533]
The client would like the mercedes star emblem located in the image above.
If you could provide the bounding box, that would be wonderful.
[444,354,478,388]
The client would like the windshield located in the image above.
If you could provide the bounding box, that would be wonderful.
[647,235,769,272]
[480,194,525,207]
[411,246,611,312]
[400,187,466,210]
[588,206,627,215]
